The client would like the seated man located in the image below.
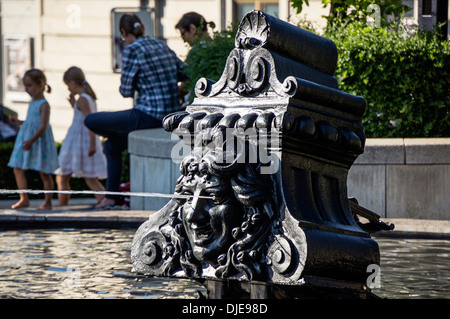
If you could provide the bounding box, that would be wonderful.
[85,12,186,209]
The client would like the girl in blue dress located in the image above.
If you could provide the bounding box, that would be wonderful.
[7,69,59,210]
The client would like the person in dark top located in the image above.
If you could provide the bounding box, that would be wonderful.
[85,12,186,209]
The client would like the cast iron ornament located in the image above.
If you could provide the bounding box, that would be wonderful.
[131,10,393,296]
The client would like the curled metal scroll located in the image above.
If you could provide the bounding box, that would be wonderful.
[194,47,298,98]
[267,235,295,275]
[133,227,169,275]
[245,55,267,91]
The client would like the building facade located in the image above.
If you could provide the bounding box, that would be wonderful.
[0,0,448,142]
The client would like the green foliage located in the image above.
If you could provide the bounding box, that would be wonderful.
[182,17,449,137]
[183,25,238,102]
[291,0,409,28]
[325,22,450,137]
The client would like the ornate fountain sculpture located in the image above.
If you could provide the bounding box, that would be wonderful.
[131,10,393,298]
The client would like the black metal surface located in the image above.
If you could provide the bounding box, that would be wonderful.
[131,10,390,298]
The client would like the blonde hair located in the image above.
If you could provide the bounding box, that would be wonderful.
[63,66,97,100]
[23,68,51,93]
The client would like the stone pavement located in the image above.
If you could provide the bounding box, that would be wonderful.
[0,197,449,237]
[0,197,151,229]
[376,218,450,238]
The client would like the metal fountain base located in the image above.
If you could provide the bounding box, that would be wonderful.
[197,277,380,299]
[131,10,394,300]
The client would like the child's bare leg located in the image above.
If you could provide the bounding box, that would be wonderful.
[11,167,30,209]
[84,177,105,203]
[37,172,54,210]
[56,174,71,205]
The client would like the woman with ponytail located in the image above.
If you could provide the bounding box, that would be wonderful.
[84,12,186,209]
[56,66,107,206]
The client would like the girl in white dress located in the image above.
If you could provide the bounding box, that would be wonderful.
[56,66,107,205]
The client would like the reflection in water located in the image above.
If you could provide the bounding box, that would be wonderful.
[0,228,206,299]
[0,229,448,298]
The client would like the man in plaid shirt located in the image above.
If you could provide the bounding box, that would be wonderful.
[119,35,185,120]
[85,13,186,209]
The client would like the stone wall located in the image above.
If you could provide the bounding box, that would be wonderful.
[129,129,450,220]
[128,128,180,211]
[347,138,450,220]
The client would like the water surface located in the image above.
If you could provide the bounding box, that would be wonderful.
[0,228,205,299]
[372,237,450,299]
[0,229,448,299]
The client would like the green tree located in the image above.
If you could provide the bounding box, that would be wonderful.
[326,22,450,137]
[182,13,449,138]
[291,0,409,28]
[183,25,237,103]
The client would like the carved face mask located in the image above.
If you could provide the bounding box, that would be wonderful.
[180,172,241,266]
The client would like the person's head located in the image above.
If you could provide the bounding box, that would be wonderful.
[63,66,97,100]
[176,12,215,43]
[23,69,51,99]
[119,13,145,45]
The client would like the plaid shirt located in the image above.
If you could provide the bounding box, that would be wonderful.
[120,36,186,120]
